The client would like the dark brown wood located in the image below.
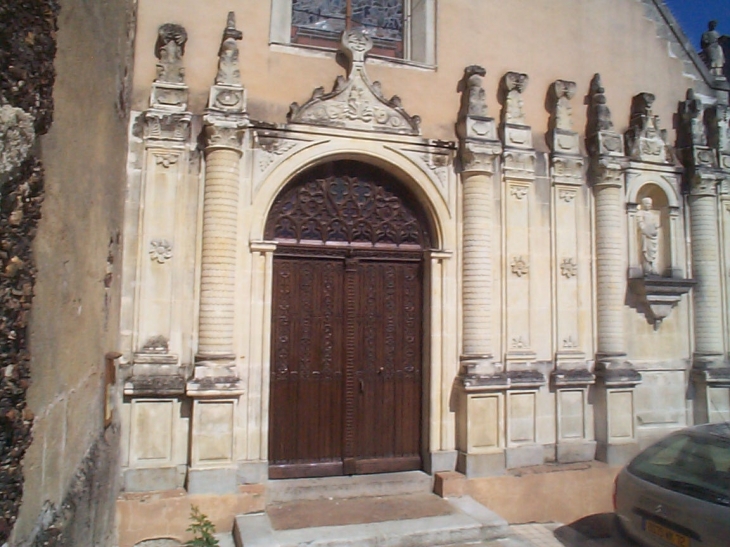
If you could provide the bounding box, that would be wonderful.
[268,162,428,479]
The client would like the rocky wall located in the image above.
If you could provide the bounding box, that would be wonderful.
[0,1,60,543]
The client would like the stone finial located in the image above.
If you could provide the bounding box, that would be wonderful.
[587,74,614,134]
[678,88,707,148]
[155,23,188,84]
[552,80,577,131]
[462,65,489,118]
[502,72,529,125]
[626,92,670,162]
[701,20,726,79]
[341,29,374,71]
[709,103,730,156]
[216,12,243,86]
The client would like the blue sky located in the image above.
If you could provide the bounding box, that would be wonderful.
[662,0,730,50]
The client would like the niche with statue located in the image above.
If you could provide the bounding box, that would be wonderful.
[626,178,695,328]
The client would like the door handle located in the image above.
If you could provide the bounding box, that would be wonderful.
[359,378,364,393]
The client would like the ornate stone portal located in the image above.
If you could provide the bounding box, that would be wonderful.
[119,16,730,504]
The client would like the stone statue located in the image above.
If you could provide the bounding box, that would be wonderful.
[552,80,576,131]
[679,88,706,147]
[216,12,243,86]
[637,197,661,276]
[701,20,726,78]
[588,74,614,133]
[155,23,187,84]
[503,72,528,125]
[464,65,488,117]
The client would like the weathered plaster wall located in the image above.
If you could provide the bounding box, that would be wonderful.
[130,0,709,144]
[12,0,136,544]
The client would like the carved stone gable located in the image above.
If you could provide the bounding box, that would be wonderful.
[287,30,421,135]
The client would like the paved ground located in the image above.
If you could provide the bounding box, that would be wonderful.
[512,514,636,547]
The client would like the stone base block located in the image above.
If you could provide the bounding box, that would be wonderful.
[433,471,467,498]
[457,451,505,478]
[425,450,457,474]
[505,444,544,469]
[237,460,268,485]
[187,466,238,494]
[123,466,186,493]
[596,441,639,466]
[557,441,596,463]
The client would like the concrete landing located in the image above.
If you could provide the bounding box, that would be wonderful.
[233,493,523,547]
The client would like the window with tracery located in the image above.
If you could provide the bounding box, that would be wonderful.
[270,0,436,66]
[291,0,405,58]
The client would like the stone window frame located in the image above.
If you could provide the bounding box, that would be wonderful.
[270,0,437,67]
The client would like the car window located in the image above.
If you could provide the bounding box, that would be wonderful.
[628,433,730,507]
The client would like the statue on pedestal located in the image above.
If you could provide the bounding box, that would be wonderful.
[701,20,726,78]
[637,197,661,276]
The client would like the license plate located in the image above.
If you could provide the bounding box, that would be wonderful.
[645,519,691,547]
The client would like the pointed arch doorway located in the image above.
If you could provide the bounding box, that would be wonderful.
[266,160,432,479]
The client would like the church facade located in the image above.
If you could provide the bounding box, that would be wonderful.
[6,0,730,545]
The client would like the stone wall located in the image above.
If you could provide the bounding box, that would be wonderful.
[7,0,136,545]
[0,1,60,542]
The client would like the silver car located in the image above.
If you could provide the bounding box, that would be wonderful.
[614,423,730,547]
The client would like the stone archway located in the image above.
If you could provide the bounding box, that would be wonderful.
[265,160,434,479]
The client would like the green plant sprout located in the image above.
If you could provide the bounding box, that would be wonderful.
[185,505,220,547]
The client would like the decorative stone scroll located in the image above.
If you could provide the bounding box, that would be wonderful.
[288,29,421,135]
[625,93,670,163]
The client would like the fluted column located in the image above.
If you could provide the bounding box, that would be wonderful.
[690,179,724,359]
[593,167,626,360]
[462,169,496,365]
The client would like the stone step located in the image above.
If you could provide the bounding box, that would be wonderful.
[266,470,433,504]
[233,495,512,547]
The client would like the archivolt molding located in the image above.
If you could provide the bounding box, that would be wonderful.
[247,136,454,249]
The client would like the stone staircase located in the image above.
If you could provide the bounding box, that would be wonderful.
[233,472,532,547]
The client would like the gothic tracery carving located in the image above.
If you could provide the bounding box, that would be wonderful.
[266,168,429,247]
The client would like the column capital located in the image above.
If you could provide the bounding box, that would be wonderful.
[142,110,192,143]
[688,171,719,197]
[589,157,625,189]
[203,116,248,153]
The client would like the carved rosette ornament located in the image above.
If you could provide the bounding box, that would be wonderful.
[456,66,502,382]
[287,29,420,135]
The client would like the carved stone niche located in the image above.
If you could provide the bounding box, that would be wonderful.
[626,178,695,329]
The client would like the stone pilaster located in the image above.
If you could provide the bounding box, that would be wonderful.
[587,75,640,465]
[548,80,594,463]
[454,66,506,477]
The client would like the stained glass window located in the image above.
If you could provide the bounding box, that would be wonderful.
[291,0,405,58]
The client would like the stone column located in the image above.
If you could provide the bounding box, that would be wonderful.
[454,66,506,477]
[187,13,248,494]
[586,75,640,465]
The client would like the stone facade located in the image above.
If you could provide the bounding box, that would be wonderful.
[8,0,730,546]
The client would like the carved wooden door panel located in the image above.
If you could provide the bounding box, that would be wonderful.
[266,161,429,479]
[348,256,422,475]
[269,254,346,478]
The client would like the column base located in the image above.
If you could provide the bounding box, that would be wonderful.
[691,367,730,423]
[456,451,505,478]
[237,460,269,485]
[187,466,238,494]
[556,440,597,463]
[505,445,544,468]
[595,441,639,466]
[425,450,458,474]
[123,465,187,492]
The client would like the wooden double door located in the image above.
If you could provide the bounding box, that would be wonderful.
[269,247,424,478]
